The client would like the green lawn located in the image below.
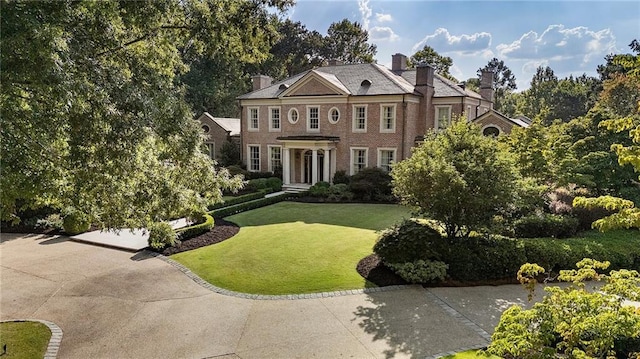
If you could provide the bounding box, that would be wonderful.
[441,350,500,359]
[0,321,51,359]
[171,202,411,294]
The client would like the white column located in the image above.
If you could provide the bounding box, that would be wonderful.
[330,148,337,183]
[323,149,330,182]
[291,150,296,184]
[299,151,304,183]
[311,149,318,184]
[282,148,290,185]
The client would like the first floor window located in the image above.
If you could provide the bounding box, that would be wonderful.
[269,146,282,173]
[378,149,395,172]
[436,106,451,130]
[248,145,260,172]
[206,142,215,159]
[351,148,368,175]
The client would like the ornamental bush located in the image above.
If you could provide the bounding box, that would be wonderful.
[349,167,392,201]
[148,222,178,250]
[513,213,579,238]
[386,260,448,283]
[373,219,446,264]
[62,210,91,235]
[309,181,330,197]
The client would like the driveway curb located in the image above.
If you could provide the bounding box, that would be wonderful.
[1,319,62,359]
[148,250,417,300]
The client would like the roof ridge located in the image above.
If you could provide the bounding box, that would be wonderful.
[434,73,466,96]
[371,63,415,93]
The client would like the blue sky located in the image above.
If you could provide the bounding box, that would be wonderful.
[280,0,640,90]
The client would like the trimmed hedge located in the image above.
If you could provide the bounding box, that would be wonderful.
[209,192,303,218]
[208,190,268,211]
[175,214,215,241]
[513,213,579,238]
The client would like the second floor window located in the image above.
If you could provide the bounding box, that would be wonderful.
[248,107,259,130]
[270,107,280,131]
[307,106,319,131]
[353,105,367,132]
[381,105,395,132]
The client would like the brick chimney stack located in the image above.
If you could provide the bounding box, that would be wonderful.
[252,75,272,91]
[391,53,407,71]
[415,63,435,133]
[480,70,494,107]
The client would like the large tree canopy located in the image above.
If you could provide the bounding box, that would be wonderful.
[1,0,292,228]
[477,58,517,111]
[322,19,377,64]
[408,45,455,81]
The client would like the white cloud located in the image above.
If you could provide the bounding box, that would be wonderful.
[497,25,616,63]
[412,28,492,55]
[375,13,393,23]
[358,0,372,30]
[369,26,399,42]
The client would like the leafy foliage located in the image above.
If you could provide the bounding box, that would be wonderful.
[148,222,178,250]
[373,219,445,264]
[175,214,214,241]
[386,260,448,284]
[349,167,392,201]
[408,45,455,81]
[62,209,91,235]
[392,118,518,238]
[322,19,376,64]
[513,213,579,239]
[477,58,517,111]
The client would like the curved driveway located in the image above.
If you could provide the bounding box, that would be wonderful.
[1,234,532,358]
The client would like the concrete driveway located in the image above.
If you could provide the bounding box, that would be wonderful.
[1,233,534,358]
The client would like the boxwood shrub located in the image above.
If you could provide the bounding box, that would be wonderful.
[374,219,446,264]
[62,210,91,235]
[208,190,268,211]
[209,193,302,218]
[175,214,214,241]
[513,213,579,239]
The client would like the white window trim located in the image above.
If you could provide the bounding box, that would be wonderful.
[288,108,299,124]
[328,107,340,124]
[481,124,502,136]
[377,147,396,172]
[435,105,452,131]
[379,104,396,133]
[306,105,320,132]
[352,104,368,133]
[267,145,282,173]
[269,106,281,132]
[247,107,259,132]
[247,144,261,172]
[350,147,369,175]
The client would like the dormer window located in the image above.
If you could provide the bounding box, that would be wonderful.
[360,79,372,86]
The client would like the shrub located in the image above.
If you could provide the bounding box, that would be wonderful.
[513,213,579,238]
[176,214,214,241]
[333,170,350,185]
[309,181,330,197]
[349,167,392,201]
[208,190,267,210]
[62,210,91,235]
[327,183,354,202]
[245,171,274,180]
[386,260,448,283]
[374,219,445,264]
[265,177,283,191]
[226,165,248,178]
[209,192,302,218]
[35,213,64,230]
[148,222,178,250]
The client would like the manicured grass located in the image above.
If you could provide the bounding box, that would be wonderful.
[172,202,411,294]
[441,350,499,359]
[0,321,51,359]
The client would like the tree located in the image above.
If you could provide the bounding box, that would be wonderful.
[409,45,455,81]
[477,58,517,111]
[520,66,558,124]
[266,20,325,78]
[392,118,518,238]
[0,0,294,228]
[322,19,376,64]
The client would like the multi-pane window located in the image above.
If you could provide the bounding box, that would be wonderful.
[353,105,367,132]
[248,107,259,130]
[381,105,395,132]
[269,146,282,173]
[248,145,260,172]
[436,106,451,130]
[307,106,319,131]
[270,107,280,131]
[378,149,395,172]
[206,143,215,160]
[351,148,368,175]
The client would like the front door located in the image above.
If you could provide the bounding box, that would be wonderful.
[303,150,324,184]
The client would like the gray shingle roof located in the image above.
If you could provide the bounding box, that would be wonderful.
[200,113,241,136]
[395,70,482,98]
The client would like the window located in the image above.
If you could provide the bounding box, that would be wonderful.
[288,108,299,124]
[435,106,452,130]
[268,146,282,173]
[269,107,281,131]
[350,147,368,175]
[203,142,215,159]
[307,106,319,132]
[352,105,367,132]
[202,124,210,133]
[378,148,396,172]
[482,126,501,137]
[248,145,260,172]
[248,107,259,131]
[328,107,340,124]
[380,105,396,132]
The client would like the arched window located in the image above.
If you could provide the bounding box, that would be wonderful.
[202,125,210,133]
[482,125,500,137]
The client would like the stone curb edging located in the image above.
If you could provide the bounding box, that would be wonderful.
[147,250,416,300]
[1,319,63,359]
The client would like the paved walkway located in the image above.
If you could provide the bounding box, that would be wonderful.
[1,233,537,359]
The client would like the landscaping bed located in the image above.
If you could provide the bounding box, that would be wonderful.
[161,217,239,256]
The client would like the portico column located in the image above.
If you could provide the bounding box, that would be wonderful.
[323,149,330,182]
[330,148,337,183]
[311,149,318,184]
[282,148,290,185]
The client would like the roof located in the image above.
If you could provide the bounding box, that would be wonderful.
[471,109,530,128]
[395,70,482,98]
[199,113,241,136]
[238,63,429,100]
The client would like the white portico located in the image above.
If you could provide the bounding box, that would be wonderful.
[277,136,339,186]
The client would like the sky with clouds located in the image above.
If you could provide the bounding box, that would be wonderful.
[282,0,639,90]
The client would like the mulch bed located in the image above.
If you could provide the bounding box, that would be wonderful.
[356,254,407,286]
[160,217,239,256]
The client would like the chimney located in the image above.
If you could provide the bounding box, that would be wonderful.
[391,53,407,71]
[327,59,343,66]
[480,70,494,105]
[415,63,434,91]
[415,63,435,135]
[252,75,272,91]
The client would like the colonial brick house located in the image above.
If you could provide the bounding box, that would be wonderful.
[237,53,528,188]
[196,112,240,161]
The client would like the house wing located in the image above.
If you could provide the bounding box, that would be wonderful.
[279,70,351,97]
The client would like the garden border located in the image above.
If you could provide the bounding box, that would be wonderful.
[0,319,63,359]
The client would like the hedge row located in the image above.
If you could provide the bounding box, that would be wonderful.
[175,214,215,241]
[208,190,269,211]
[208,192,303,218]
